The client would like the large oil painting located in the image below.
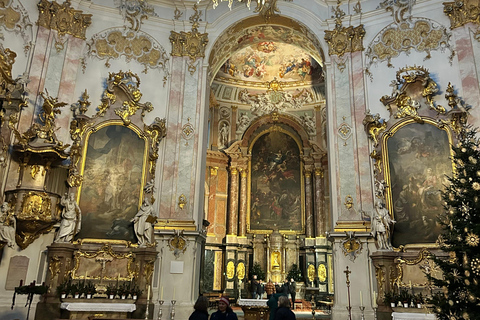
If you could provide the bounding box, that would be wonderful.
[249,131,303,232]
[77,125,146,241]
[386,122,452,247]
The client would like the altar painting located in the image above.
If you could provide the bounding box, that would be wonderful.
[386,122,452,247]
[249,131,302,232]
[77,125,146,241]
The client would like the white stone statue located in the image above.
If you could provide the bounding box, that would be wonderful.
[0,202,16,248]
[219,122,229,148]
[55,193,81,243]
[371,200,396,250]
[131,198,155,247]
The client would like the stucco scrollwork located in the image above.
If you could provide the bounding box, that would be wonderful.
[0,0,32,55]
[85,29,169,84]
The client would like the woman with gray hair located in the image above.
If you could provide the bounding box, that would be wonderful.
[275,295,296,320]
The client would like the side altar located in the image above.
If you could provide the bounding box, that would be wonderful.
[237,299,269,320]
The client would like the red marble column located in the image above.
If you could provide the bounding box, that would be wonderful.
[238,168,248,236]
[305,169,314,238]
[314,168,326,237]
[227,167,239,235]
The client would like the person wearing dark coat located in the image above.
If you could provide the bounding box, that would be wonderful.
[189,296,209,320]
[274,295,296,320]
[289,278,297,304]
[210,296,238,320]
[267,288,287,320]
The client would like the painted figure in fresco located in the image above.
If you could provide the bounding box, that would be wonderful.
[372,200,395,250]
[131,198,155,247]
[55,193,81,243]
[0,202,15,248]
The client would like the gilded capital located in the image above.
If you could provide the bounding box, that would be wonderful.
[37,0,92,39]
[210,167,218,176]
[324,25,365,57]
[443,0,480,29]
[230,167,238,175]
[314,168,324,178]
[169,5,208,60]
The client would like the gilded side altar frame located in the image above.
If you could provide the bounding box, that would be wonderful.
[381,117,455,249]
[246,125,305,235]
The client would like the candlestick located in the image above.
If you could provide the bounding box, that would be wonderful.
[157,300,164,320]
[359,306,365,320]
[373,306,378,320]
[170,300,176,320]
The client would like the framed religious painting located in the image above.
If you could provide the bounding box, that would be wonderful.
[76,122,148,241]
[247,128,305,234]
[383,119,454,247]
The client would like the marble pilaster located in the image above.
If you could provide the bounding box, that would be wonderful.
[452,23,480,125]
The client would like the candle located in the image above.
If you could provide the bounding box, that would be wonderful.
[147,285,151,299]
[360,291,363,307]
[173,288,176,300]
[409,280,412,289]
[161,286,164,300]
[373,291,377,308]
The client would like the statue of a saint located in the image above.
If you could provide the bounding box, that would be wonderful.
[132,198,156,247]
[371,200,395,250]
[0,202,15,248]
[55,193,81,243]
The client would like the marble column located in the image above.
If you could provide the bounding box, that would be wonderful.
[305,169,314,238]
[238,168,248,237]
[314,168,326,237]
[207,166,218,232]
[227,167,239,235]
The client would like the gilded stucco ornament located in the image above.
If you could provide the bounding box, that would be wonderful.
[324,2,365,57]
[237,262,245,280]
[307,264,315,282]
[239,82,313,116]
[85,29,169,83]
[37,0,91,39]
[443,0,480,30]
[380,66,451,122]
[366,0,454,74]
[169,4,208,65]
[226,261,235,279]
[0,0,32,55]
[363,111,387,147]
[168,229,187,258]
[437,82,470,138]
[341,231,362,262]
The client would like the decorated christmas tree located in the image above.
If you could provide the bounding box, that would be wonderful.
[427,127,480,319]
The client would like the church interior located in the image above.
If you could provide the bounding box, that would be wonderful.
[0,0,478,319]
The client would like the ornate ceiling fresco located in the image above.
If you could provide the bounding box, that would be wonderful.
[216,42,323,85]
